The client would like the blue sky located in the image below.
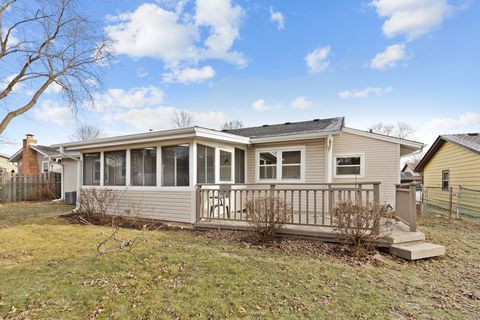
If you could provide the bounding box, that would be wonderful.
[1,0,480,155]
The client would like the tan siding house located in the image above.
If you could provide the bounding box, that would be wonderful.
[55,117,423,224]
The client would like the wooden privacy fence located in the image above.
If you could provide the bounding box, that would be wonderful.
[195,182,380,228]
[0,172,61,203]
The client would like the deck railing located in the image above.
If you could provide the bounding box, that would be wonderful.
[395,184,417,231]
[195,182,380,227]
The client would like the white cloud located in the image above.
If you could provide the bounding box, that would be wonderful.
[106,0,246,73]
[291,96,313,109]
[92,86,165,112]
[371,0,453,40]
[252,99,271,112]
[45,82,63,94]
[339,86,392,99]
[305,46,331,74]
[416,112,480,145]
[33,100,74,125]
[104,107,226,130]
[269,7,285,30]
[162,66,215,84]
[370,44,406,70]
[136,68,148,78]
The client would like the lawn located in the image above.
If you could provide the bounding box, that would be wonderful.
[0,203,479,319]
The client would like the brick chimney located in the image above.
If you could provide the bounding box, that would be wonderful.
[19,134,40,174]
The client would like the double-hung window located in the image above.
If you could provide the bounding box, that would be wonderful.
[41,161,49,173]
[335,155,363,177]
[83,153,100,186]
[162,144,189,186]
[442,170,449,190]
[197,144,215,184]
[131,147,157,186]
[258,148,303,181]
[104,150,126,186]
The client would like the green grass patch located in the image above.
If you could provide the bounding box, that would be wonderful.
[0,203,479,319]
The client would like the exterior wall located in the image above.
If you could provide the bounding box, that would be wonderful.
[246,138,326,184]
[63,159,78,194]
[423,141,480,212]
[332,132,400,207]
[0,156,16,172]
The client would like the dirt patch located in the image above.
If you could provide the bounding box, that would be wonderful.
[60,212,168,231]
[196,229,382,265]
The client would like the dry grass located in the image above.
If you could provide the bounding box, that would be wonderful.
[0,203,479,319]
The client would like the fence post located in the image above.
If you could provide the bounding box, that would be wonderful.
[456,185,462,219]
[448,187,453,220]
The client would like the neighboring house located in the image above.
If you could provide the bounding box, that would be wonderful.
[9,134,80,199]
[0,153,17,173]
[415,133,480,213]
[54,117,423,224]
[401,162,422,184]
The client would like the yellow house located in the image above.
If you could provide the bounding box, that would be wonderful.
[415,133,480,216]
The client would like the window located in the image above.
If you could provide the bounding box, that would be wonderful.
[104,150,126,186]
[442,170,449,190]
[335,155,363,177]
[282,151,301,179]
[259,151,277,180]
[41,161,49,173]
[162,145,189,186]
[83,153,100,186]
[235,148,245,183]
[219,150,232,182]
[197,144,215,184]
[131,147,156,186]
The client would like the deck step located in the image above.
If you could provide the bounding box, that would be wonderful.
[390,242,445,260]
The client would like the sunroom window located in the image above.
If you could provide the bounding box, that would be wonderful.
[197,144,215,184]
[162,145,189,187]
[235,148,245,183]
[282,151,301,179]
[131,147,157,186]
[104,150,126,186]
[83,153,100,186]
[259,151,277,180]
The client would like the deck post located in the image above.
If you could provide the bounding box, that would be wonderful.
[408,183,417,232]
[195,185,201,223]
[328,184,333,213]
[373,183,380,206]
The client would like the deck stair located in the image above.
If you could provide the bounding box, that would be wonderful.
[389,241,446,260]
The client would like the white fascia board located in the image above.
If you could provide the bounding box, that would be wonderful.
[250,131,342,144]
[194,127,251,145]
[343,127,424,150]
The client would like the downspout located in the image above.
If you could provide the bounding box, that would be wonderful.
[58,147,82,210]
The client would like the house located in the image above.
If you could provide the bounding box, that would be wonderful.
[414,133,480,214]
[0,153,17,173]
[9,134,80,199]
[54,117,424,224]
[400,162,422,184]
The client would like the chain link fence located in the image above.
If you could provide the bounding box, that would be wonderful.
[422,186,480,222]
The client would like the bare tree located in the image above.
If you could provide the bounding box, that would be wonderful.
[0,0,111,135]
[369,121,414,139]
[171,109,194,128]
[70,123,104,141]
[221,120,244,130]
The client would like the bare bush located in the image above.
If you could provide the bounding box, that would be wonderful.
[332,201,394,252]
[245,195,291,241]
[79,188,119,216]
[31,184,57,201]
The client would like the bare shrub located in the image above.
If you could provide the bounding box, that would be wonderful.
[332,201,394,252]
[31,184,57,201]
[79,188,119,216]
[245,195,291,242]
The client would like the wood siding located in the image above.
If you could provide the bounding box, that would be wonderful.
[332,132,400,207]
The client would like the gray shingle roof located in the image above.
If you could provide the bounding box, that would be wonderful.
[224,117,344,138]
[442,133,480,153]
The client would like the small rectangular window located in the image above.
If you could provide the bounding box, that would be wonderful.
[162,145,189,187]
[442,170,449,190]
[83,153,100,186]
[335,156,362,176]
[104,150,126,186]
[219,150,232,182]
[42,161,49,173]
[259,151,277,180]
[235,148,245,183]
[131,147,157,186]
[197,144,215,184]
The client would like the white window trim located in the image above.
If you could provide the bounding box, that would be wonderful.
[41,161,49,173]
[255,146,305,183]
[333,153,365,179]
[217,147,235,183]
